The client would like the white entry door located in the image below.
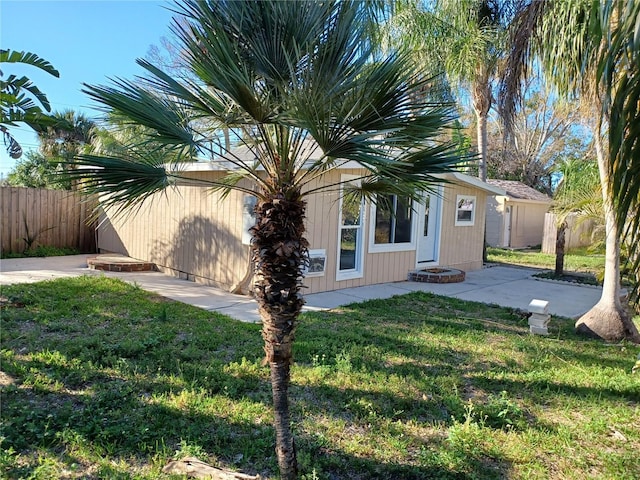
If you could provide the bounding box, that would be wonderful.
[417,190,442,264]
[502,205,512,247]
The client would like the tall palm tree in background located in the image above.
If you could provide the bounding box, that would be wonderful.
[65,1,461,477]
[5,109,96,190]
[502,0,640,343]
[0,49,60,159]
[388,0,516,181]
[36,109,97,161]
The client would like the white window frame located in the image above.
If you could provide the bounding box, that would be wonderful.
[415,188,443,267]
[368,195,417,253]
[336,175,365,281]
[455,194,476,226]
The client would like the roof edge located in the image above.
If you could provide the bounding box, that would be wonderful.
[441,172,507,195]
[499,196,552,205]
[173,163,507,196]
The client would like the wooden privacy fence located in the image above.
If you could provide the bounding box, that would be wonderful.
[541,212,596,254]
[1,187,96,254]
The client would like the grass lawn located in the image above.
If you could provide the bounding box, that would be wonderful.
[1,276,639,479]
[486,247,605,274]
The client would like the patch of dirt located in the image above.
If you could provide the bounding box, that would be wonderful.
[0,371,16,387]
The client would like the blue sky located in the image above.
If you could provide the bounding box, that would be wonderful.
[1,0,176,177]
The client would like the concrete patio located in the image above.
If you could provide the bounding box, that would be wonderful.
[0,254,603,322]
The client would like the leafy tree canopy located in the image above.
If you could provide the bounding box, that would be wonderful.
[6,150,71,190]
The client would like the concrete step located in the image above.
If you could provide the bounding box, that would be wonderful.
[87,254,157,273]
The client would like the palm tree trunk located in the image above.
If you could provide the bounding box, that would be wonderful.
[270,358,296,479]
[472,73,491,182]
[476,110,488,181]
[575,129,640,342]
[251,188,308,479]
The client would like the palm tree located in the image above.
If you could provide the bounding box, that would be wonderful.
[502,0,640,343]
[0,49,60,159]
[36,109,97,161]
[600,1,640,308]
[33,110,97,189]
[388,0,516,181]
[64,1,460,477]
[551,157,602,276]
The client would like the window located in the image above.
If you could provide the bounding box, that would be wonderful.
[369,194,416,253]
[455,195,476,226]
[337,176,365,280]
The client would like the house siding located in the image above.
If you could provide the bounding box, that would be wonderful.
[508,201,549,248]
[97,168,492,294]
[98,172,251,290]
[437,184,487,272]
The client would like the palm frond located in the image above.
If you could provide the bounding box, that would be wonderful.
[82,79,198,151]
[0,49,59,77]
[63,152,176,219]
[1,125,23,159]
[1,107,59,130]
[136,59,228,120]
[498,0,549,135]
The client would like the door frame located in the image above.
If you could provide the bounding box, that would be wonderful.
[415,188,443,267]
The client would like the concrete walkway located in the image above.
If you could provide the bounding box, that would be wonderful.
[0,254,602,322]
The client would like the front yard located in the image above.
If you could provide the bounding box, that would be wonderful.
[1,276,638,479]
[486,247,605,273]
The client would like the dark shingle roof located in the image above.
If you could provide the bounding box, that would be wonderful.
[486,179,551,202]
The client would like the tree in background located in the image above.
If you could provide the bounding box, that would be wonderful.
[388,0,519,181]
[63,1,461,477]
[5,109,96,190]
[486,80,589,194]
[551,157,601,276]
[0,50,59,159]
[6,150,71,190]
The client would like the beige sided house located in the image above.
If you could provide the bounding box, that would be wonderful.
[485,179,552,249]
[98,161,504,294]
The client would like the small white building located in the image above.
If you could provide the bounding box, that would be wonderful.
[485,179,552,249]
